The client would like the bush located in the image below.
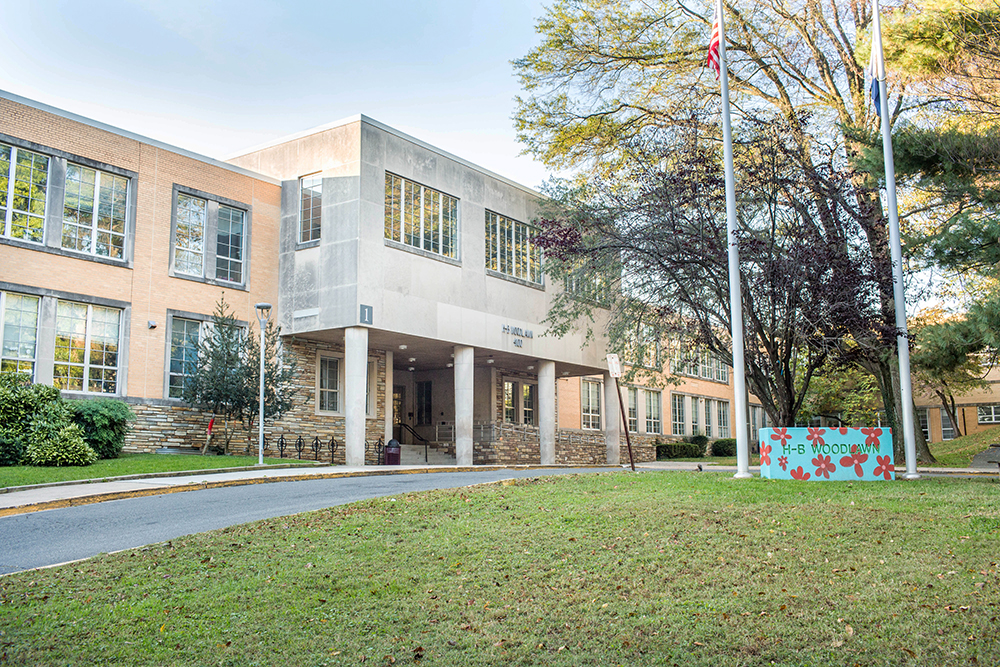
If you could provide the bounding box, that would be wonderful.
[656,442,706,460]
[69,399,134,459]
[24,424,98,466]
[687,434,709,448]
[0,372,74,466]
[712,438,737,457]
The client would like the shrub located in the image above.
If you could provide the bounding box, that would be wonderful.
[69,399,135,459]
[0,372,73,466]
[656,442,706,460]
[712,438,737,457]
[25,424,98,466]
[687,434,709,448]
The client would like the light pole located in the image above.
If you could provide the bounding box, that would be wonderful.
[255,303,271,466]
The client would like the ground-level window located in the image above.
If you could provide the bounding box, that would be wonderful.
[627,387,638,432]
[168,317,202,398]
[671,394,685,436]
[941,409,955,441]
[504,380,517,423]
[704,399,712,438]
[582,379,601,430]
[416,380,433,426]
[717,400,731,438]
[978,405,1000,424]
[691,396,700,435]
[917,407,930,441]
[318,357,339,412]
[750,405,769,440]
[646,390,662,434]
[53,300,121,394]
[0,291,39,378]
[522,383,535,426]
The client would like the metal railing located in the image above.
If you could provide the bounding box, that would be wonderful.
[261,434,340,464]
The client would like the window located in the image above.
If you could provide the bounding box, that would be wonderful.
[485,211,541,283]
[319,357,340,412]
[627,387,638,432]
[691,397,700,434]
[704,399,712,437]
[750,405,768,439]
[917,407,929,442]
[384,173,457,259]
[62,163,128,258]
[672,394,685,436]
[172,188,248,285]
[523,383,536,426]
[365,360,375,416]
[673,349,729,383]
[300,174,322,243]
[717,400,731,438]
[416,380,433,425]
[0,143,49,243]
[646,390,662,434]
[504,380,518,422]
[53,301,121,394]
[0,292,39,377]
[168,317,202,398]
[978,405,1000,424]
[582,379,601,429]
[941,409,955,440]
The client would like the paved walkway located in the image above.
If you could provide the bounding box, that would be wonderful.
[1,460,993,517]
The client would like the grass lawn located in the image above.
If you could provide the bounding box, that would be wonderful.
[929,427,1000,467]
[0,453,307,490]
[2,472,998,666]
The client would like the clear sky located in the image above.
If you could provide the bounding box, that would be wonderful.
[1,0,552,188]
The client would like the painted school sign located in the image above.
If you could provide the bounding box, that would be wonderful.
[759,427,896,481]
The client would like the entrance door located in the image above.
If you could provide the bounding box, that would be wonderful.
[393,385,406,442]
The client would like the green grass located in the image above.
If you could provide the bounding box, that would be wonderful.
[929,426,1000,467]
[2,472,998,666]
[0,453,306,489]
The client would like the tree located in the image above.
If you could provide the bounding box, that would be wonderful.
[183,296,296,453]
[514,0,937,461]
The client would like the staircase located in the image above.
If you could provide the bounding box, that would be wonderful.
[399,443,456,466]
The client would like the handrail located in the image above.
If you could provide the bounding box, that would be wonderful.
[396,423,429,463]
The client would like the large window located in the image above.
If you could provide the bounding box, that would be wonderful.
[704,399,712,437]
[172,188,248,285]
[582,379,601,430]
[416,380,433,425]
[62,163,128,258]
[717,400,731,438]
[523,383,536,426]
[53,301,121,394]
[941,409,955,440]
[485,211,541,284]
[0,292,39,377]
[978,405,1000,424]
[0,143,49,243]
[385,173,458,259]
[504,380,518,422]
[300,174,322,243]
[672,349,729,383]
[646,390,662,434]
[917,407,930,442]
[671,394,685,436]
[168,317,202,399]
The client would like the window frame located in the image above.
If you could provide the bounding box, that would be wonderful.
[52,299,122,395]
[485,209,543,286]
[299,173,322,245]
[0,290,39,379]
[627,386,638,432]
[384,172,459,262]
[646,389,662,434]
[581,379,602,430]
[61,161,130,260]
[717,400,731,438]
[671,393,685,436]
[168,185,251,289]
[978,405,1000,425]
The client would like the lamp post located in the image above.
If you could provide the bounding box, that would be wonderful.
[255,303,271,466]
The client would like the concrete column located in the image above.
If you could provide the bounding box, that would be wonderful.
[454,345,475,466]
[384,350,394,445]
[344,327,368,466]
[604,371,621,465]
[539,361,556,465]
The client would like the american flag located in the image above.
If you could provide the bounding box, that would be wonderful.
[867,39,882,114]
[707,0,722,78]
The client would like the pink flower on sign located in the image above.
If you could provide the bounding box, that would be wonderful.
[839,452,869,478]
[789,466,811,481]
[861,427,883,446]
[807,427,826,446]
[838,427,849,435]
[873,455,895,480]
[778,456,788,471]
[771,428,791,446]
[760,443,772,466]
[812,454,836,479]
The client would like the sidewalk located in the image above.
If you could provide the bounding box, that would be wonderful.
[1,460,993,517]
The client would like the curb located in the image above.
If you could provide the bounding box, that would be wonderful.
[0,464,617,517]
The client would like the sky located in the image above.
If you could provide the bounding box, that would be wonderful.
[1,0,553,188]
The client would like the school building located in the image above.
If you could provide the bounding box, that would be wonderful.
[0,90,748,466]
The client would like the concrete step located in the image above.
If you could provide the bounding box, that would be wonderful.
[399,443,455,466]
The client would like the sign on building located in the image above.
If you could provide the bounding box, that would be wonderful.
[759,427,895,481]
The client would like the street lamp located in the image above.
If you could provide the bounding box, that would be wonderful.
[255,303,272,466]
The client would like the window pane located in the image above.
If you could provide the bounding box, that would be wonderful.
[169,318,201,398]
[216,205,244,283]
[319,357,339,412]
[9,148,48,242]
[582,380,601,429]
[175,194,206,275]
[504,381,517,423]
[646,391,661,434]
[299,175,322,243]
[53,301,120,394]
[523,383,535,426]
[384,173,401,242]
[1,293,39,379]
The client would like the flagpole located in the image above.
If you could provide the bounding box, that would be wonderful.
[872,0,919,479]
[714,0,751,478]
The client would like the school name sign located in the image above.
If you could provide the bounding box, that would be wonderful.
[759,427,895,481]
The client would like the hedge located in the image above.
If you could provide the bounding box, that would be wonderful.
[656,442,706,460]
[69,399,135,459]
[711,438,737,457]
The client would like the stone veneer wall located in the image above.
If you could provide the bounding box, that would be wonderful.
[124,339,389,464]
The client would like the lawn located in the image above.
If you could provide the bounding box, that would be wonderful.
[2,471,998,666]
[0,453,309,490]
